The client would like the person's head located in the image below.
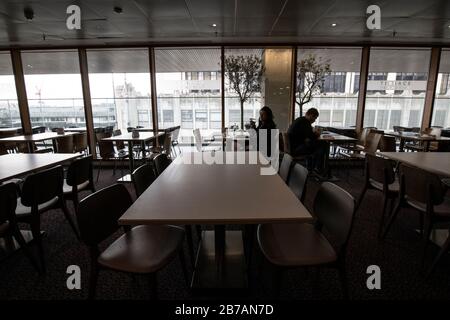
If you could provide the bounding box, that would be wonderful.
[259,106,274,124]
[305,108,319,124]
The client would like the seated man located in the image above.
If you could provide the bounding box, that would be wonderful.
[287,107,328,172]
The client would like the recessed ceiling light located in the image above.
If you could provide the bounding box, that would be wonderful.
[211,23,217,27]
[27,64,33,68]
[331,23,337,27]
[448,25,450,29]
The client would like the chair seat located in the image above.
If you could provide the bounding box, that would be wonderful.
[369,178,400,193]
[407,197,450,218]
[63,180,90,194]
[257,223,337,267]
[98,225,184,274]
[15,196,59,217]
[341,152,366,159]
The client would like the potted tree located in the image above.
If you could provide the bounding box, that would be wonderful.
[224,55,264,129]
[295,54,331,116]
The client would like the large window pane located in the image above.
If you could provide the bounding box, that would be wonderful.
[224,48,263,130]
[155,48,221,142]
[434,49,450,128]
[365,48,430,130]
[22,50,83,130]
[87,48,151,132]
[0,52,19,128]
[295,47,361,128]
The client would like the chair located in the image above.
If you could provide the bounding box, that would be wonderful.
[132,163,156,198]
[0,183,39,271]
[288,163,309,204]
[357,154,399,237]
[340,131,382,160]
[55,134,74,153]
[279,153,293,184]
[153,153,172,177]
[280,132,312,163]
[379,135,397,152]
[96,132,128,182]
[64,155,96,211]
[112,129,127,155]
[73,133,88,154]
[339,127,377,154]
[76,184,187,299]
[15,166,79,271]
[171,127,181,156]
[381,164,450,270]
[257,182,355,298]
[405,127,442,152]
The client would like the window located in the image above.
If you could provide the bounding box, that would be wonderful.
[389,110,402,129]
[433,49,450,128]
[163,110,174,123]
[296,47,361,128]
[365,48,430,130]
[22,50,84,130]
[210,111,221,129]
[87,48,152,132]
[0,52,19,128]
[155,48,221,139]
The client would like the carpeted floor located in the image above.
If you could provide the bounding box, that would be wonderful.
[1,159,450,300]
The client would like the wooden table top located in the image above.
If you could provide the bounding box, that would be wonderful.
[379,152,450,177]
[384,131,450,141]
[320,132,357,142]
[119,151,313,225]
[0,132,74,143]
[0,153,81,183]
[102,132,162,142]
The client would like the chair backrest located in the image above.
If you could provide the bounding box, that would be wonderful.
[67,155,93,187]
[171,127,180,142]
[113,129,125,150]
[313,182,355,251]
[364,132,382,154]
[279,153,293,183]
[0,182,18,231]
[288,163,308,203]
[154,153,172,176]
[378,135,396,152]
[96,132,115,159]
[193,129,203,152]
[73,133,88,153]
[76,184,132,246]
[21,165,64,207]
[55,134,74,153]
[132,163,157,197]
[399,164,445,206]
[163,134,172,154]
[365,153,396,185]
[281,132,291,154]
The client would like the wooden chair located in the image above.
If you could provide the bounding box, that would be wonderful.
[379,135,397,152]
[15,165,79,271]
[0,182,39,271]
[55,134,74,153]
[96,132,128,181]
[382,164,450,271]
[73,133,88,154]
[357,154,399,237]
[257,182,355,298]
[64,155,96,211]
[76,184,187,299]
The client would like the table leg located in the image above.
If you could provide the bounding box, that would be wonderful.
[399,138,405,152]
[141,141,146,163]
[27,141,34,153]
[128,142,134,173]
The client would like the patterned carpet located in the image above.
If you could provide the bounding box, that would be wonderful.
[1,161,450,300]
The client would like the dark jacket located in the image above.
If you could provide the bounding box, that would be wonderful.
[287,116,316,152]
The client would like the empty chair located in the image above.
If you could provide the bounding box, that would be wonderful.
[258,182,355,298]
[279,153,293,183]
[379,135,397,152]
[340,131,382,160]
[382,164,450,270]
[132,163,156,197]
[287,163,309,204]
[64,155,96,211]
[153,153,172,177]
[76,184,187,299]
[0,183,39,271]
[96,132,128,181]
[15,166,79,271]
[357,154,399,237]
[55,134,74,153]
[73,133,88,154]
[171,127,181,156]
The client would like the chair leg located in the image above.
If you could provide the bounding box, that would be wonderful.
[30,215,45,273]
[421,217,433,271]
[96,160,102,182]
[61,199,80,240]
[427,231,450,277]
[179,249,189,287]
[11,225,40,272]
[185,225,195,268]
[355,184,368,211]
[381,200,402,239]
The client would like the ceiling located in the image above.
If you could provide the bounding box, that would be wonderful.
[1,0,450,49]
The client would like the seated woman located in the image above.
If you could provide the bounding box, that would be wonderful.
[250,106,277,157]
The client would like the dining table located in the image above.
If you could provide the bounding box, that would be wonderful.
[0,132,75,153]
[118,151,312,290]
[379,152,450,177]
[384,131,450,152]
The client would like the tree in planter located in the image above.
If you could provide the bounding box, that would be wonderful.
[295,54,331,116]
[224,55,264,129]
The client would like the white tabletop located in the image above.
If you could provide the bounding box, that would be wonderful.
[102,132,162,142]
[119,151,312,225]
[0,153,81,183]
[379,152,450,177]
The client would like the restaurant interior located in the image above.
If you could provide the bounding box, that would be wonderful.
[1,0,450,302]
